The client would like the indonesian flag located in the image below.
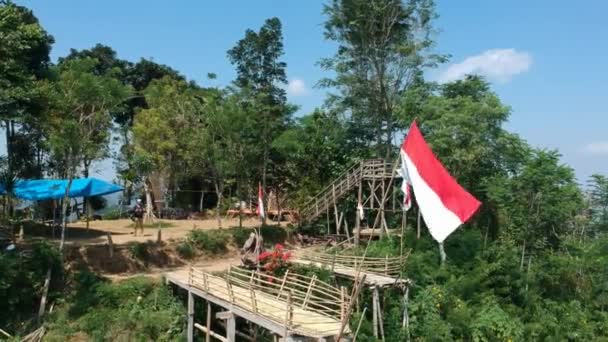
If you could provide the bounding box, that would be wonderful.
[256,182,265,219]
[400,121,481,243]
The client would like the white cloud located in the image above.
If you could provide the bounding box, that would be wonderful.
[438,48,532,83]
[583,141,608,155]
[286,78,309,96]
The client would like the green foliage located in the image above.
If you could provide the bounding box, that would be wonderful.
[0,241,62,332]
[128,242,149,260]
[187,230,229,255]
[44,273,185,341]
[175,241,195,259]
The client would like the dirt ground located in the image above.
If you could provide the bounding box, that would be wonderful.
[21,217,274,246]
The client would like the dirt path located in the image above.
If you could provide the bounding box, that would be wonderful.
[23,217,278,246]
[104,254,242,282]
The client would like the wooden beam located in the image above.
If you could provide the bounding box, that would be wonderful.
[227,312,236,342]
[206,302,212,342]
[195,323,227,342]
[216,311,234,320]
[187,290,194,342]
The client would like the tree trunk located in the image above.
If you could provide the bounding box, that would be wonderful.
[143,177,156,223]
[199,189,205,212]
[214,180,223,229]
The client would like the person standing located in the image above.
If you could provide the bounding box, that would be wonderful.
[133,199,145,236]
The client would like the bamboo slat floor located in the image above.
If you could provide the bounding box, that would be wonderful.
[165,269,349,339]
[291,258,408,288]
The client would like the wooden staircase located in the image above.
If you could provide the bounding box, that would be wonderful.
[299,159,394,223]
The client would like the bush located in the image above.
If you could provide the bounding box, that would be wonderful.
[260,225,287,244]
[230,227,254,247]
[188,230,228,255]
[128,242,149,260]
[45,275,185,341]
[176,241,195,259]
[0,240,62,332]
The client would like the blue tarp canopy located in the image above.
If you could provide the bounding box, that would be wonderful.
[0,178,123,201]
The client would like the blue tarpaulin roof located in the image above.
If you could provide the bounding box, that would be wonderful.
[0,178,123,201]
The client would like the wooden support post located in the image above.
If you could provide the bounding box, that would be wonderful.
[302,275,317,308]
[340,286,346,324]
[206,302,212,342]
[187,290,194,342]
[353,307,367,342]
[276,270,290,299]
[373,286,379,338]
[106,232,114,258]
[377,287,385,342]
[345,218,351,241]
[250,288,258,313]
[157,228,162,244]
[226,312,236,342]
[416,209,421,239]
[326,206,330,235]
[402,286,410,330]
[226,278,234,303]
[284,291,293,338]
[355,172,363,246]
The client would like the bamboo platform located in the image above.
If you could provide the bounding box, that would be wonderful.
[291,250,411,288]
[165,266,351,340]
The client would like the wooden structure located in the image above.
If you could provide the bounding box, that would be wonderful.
[290,250,412,340]
[299,159,402,245]
[165,266,351,341]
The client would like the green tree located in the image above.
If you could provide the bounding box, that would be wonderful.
[0,1,53,174]
[228,18,294,222]
[43,57,131,248]
[588,174,608,233]
[321,0,446,158]
[133,76,202,219]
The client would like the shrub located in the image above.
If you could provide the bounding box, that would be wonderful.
[176,241,195,259]
[260,225,287,244]
[188,230,228,255]
[128,242,149,261]
[230,227,254,247]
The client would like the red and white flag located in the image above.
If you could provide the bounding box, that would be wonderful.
[400,121,481,242]
[256,182,265,219]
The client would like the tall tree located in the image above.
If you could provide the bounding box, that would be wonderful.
[228,17,293,222]
[42,57,131,248]
[588,174,608,234]
[0,1,53,174]
[321,0,446,158]
[132,76,201,220]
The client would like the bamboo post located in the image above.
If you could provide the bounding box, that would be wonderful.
[302,275,317,308]
[355,166,363,246]
[227,313,236,342]
[340,286,346,324]
[250,288,258,313]
[377,287,385,342]
[226,277,234,303]
[187,290,194,342]
[353,307,367,342]
[438,242,447,266]
[402,286,410,330]
[284,291,292,338]
[385,255,389,275]
[373,286,379,338]
[206,302,212,342]
[106,232,114,258]
[203,272,209,291]
[276,270,290,299]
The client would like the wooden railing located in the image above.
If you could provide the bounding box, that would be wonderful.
[187,266,350,337]
[299,159,394,222]
[295,250,410,277]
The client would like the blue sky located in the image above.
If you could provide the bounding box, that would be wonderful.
[15,0,608,183]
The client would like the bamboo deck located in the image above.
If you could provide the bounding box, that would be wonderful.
[165,267,350,339]
[291,250,411,288]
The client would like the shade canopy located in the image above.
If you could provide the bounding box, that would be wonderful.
[0,178,123,201]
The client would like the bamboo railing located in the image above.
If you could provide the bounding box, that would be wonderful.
[187,266,351,337]
[299,159,394,222]
[295,249,410,278]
